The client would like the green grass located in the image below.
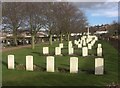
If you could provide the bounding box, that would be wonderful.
[2,40,119,86]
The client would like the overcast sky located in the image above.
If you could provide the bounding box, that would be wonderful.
[72,2,118,26]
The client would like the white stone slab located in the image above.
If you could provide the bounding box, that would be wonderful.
[46,56,54,72]
[70,57,78,73]
[95,58,104,75]
[95,36,98,41]
[78,44,82,48]
[69,41,72,43]
[91,40,96,46]
[8,55,14,69]
[83,40,86,46]
[59,43,63,48]
[26,55,33,71]
[68,42,72,48]
[97,48,102,56]
[74,40,78,45]
[98,44,102,48]
[68,47,74,55]
[55,47,61,55]
[43,47,49,55]
[88,43,92,49]
[82,47,88,56]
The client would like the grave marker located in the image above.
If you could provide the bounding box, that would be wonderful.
[46,56,54,72]
[68,47,74,55]
[70,57,78,73]
[78,44,82,48]
[59,43,63,48]
[98,44,102,48]
[55,47,61,55]
[95,58,104,75]
[43,47,49,55]
[88,43,92,49]
[26,55,33,71]
[8,55,14,69]
[97,48,102,56]
[82,47,88,56]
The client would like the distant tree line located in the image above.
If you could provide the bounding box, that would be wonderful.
[2,2,88,49]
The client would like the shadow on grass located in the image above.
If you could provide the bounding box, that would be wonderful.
[32,51,55,56]
[32,52,41,56]
[81,69,107,75]
[2,61,7,68]
[2,61,19,68]
[56,67,69,73]
[81,69,95,74]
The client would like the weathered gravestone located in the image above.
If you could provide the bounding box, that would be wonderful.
[46,56,54,72]
[43,47,49,55]
[83,40,86,46]
[98,44,102,48]
[82,47,88,56]
[68,41,72,48]
[8,55,14,69]
[88,43,92,49]
[70,57,78,73]
[68,47,74,55]
[95,58,104,75]
[78,44,82,48]
[97,47,102,56]
[55,47,61,55]
[59,43,63,48]
[26,55,33,71]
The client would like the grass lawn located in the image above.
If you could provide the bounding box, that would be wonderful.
[2,40,119,86]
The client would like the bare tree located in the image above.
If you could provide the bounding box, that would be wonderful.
[23,2,45,49]
[2,2,24,46]
[53,2,87,42]
[42,2,57,45]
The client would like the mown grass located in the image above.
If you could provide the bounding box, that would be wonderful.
[2,40,119,86]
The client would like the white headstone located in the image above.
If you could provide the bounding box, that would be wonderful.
[74,40,78,45]
[46,56,54,72]
[95,36,98,41]
[59,43,63,48]
[54,39,56,41]
[55,47,61,55]
[82,47,88,56]
[68,47,74,55]
[78,44,82,48]
[95,58,104,75]
[98,44,102,48]
[69,41,72,44]
[91,40,95,46]
[68,42,72,48]
[42,39,44,42]
[26,55,33,71]
[8,55,14,69]
[88,43,92,49]
[97,48,102,56]
[83,40,86,46]
[43,47,49,55]
[70,57,78,73]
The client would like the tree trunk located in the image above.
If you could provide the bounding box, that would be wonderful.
[49,34,52,45]
[67,32,70,42]
[60,33,63,43]
[13,33,18,46]
[31,35,35,49]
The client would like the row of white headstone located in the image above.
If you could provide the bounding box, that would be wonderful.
[74,35,98,48]
[43,43,102,56]
[7,55,104,75]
